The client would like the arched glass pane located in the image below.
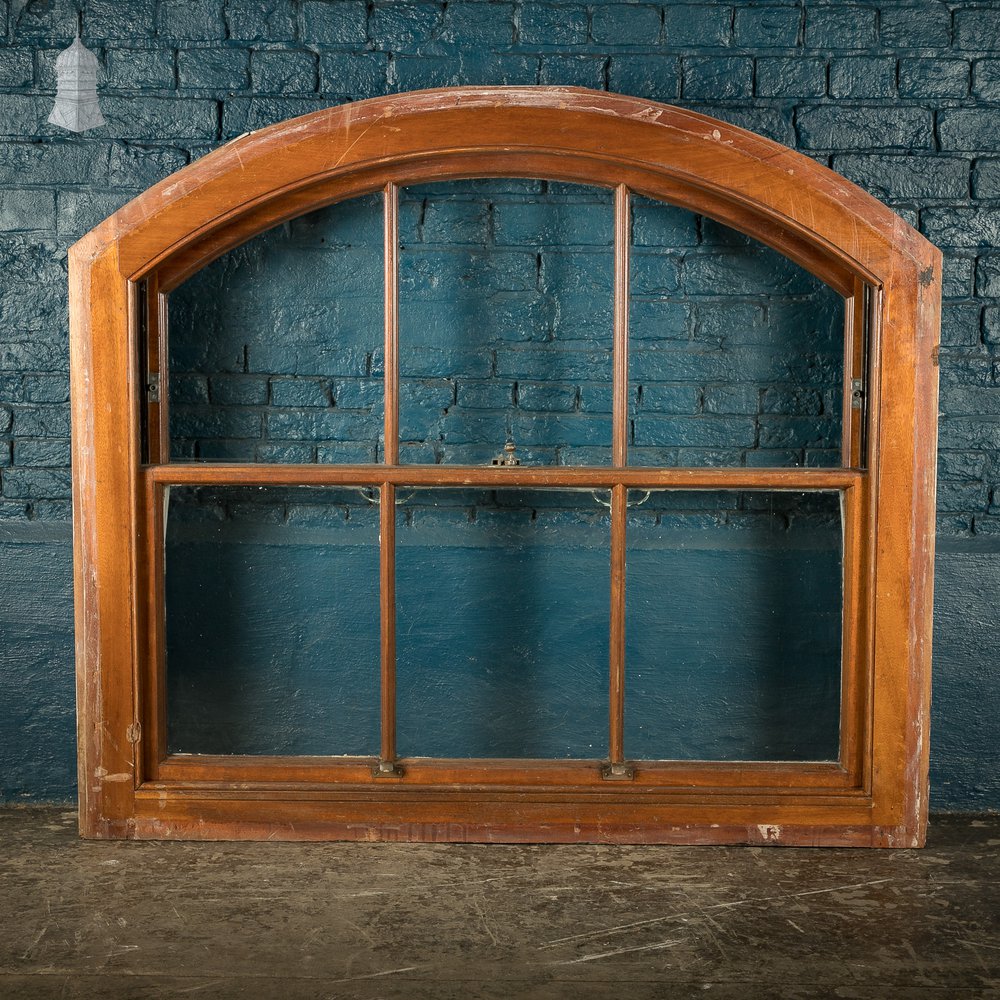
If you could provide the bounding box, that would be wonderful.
[167,195,384,463]
[629,197,846,468]
[396,180,614,465]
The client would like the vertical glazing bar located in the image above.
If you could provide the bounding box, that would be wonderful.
[383,181,400,466]
[604,482,631,778]
[376,183,402,776]
[612,183,630,468]
[605,185,633,779]
[376,482,401,776]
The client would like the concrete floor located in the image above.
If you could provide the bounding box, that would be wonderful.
[1,809,998,999]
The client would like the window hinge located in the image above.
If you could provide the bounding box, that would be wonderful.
[127,722,142,744]
[851,377,864,410]
[146,372,160,403]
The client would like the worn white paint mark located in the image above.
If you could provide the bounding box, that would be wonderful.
[786,919,806,935]
[757,824,782,842]
[556,939,683,964]
[326,966,421,984]
[541,878,893,949]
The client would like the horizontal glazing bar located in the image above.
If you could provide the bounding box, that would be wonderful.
[148,464,863,491]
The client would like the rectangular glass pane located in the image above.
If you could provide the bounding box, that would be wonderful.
[397,180,614,465]
[396,488,610,757]
[168,196,384,463]
[165,485,380,754]
[625,490,842,760]
[629,197,846,468]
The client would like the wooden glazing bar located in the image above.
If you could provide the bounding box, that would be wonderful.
[376,482,402,776]
[613,183,630,468]
[148,463,863,491]
[604,482,630,778]
[383,181,400,466]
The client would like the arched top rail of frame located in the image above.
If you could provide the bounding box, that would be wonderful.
[72,87,939,297]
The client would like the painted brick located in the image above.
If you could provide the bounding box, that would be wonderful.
[832,154,969,201]
[415,199,489,244]
[170,375,209,404]
[923,208,1000,249]
[591,5,661,46]
[682,56,753,100]
[369,1,441,50]
[86,0,156,39]
[938,450,987,481]
[173,406,262,439]
[13,438,71,467]
[392,53,537,90]
[805,6,877,49]
[942,303,982,348]
[940,110,1000,154]
[494,202,609,247]
[943,255,975,300]
[983,306,1000,347]
[758,416,837,449]
[686,104,794,145]
[0,190,56,233]
[252,51,318,94]
[319,52,390,98]
[682,251,816,297]
[108,143,187,187]
[755,57,826,98]
[703,385,759,415]
[973,159,1000,199]
[518,4,588,46]
[972,61,1000,102]
[1,467,71,499]
[100,96,220,140]
[733,6,801,48]
[880,4,952,49]
[439,3,515,47]
[225,0,297,42]
[0,142,109,188]
[178,48,250,90]
[829,57,896,99]
[607,54,680,103]
[209,376,269,405]
[630,253,681,296]
[640,384,701,414]
[517,381,577,412]
[457,380,513,410]
[631,299,689,341]
[942,386,1000,417]
[270,378,330,407]
[898,59,970,99]
[106,48,175,89]
[0,94,65,138]
[634,415,756,448]
[0,49,33,87]
[57,189,133,238]
[938,482,989,513]
[761,387,823,416]
[157,0,226,40]
[663,5,731,47]
[797,106,932,150]
[539,55,606,88]
[510,412,611,447]
[954,8,1000,51]
[23,375,69,404]
[261,442,317,462]
[976,256,1000,299]
[222,96,326,137]
[632,201,698,247]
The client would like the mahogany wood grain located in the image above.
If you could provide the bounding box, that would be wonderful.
[69,87,941,846]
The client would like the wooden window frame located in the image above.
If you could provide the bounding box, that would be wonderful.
[69,87,940,846]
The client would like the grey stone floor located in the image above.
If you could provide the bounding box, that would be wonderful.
[1,808,998,999]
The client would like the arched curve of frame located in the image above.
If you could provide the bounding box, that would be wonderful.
[69,87,941,847]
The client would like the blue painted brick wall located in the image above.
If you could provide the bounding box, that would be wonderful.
[2,0,1000,808]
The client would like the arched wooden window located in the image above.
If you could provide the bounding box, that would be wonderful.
[70,87,940,846]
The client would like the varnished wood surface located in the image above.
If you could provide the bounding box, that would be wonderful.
[69,87,941,845]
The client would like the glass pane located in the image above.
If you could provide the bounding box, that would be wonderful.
[629,197,846,468]
[165,485,380,754]
[396,488,610,757]
[397,180,614,465]
[168,195,384,462]
[625,490,842,760]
